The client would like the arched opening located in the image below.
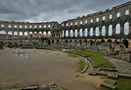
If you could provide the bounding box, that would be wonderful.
[75,29,78,37]
[7,31,13,35]
[39,31,42,34]
[29,32,32,35]
[90,28,93,36]
[115,23,120,35]
[95,27,99,36]
[65,30,69,37]
[14,31,18,35]
[43,31,47,37]
[124,22,129,35]
[79,28,83,37]
[48,31,51,37]
[62,31,64,37]
[19,31,23,36]
[102,26,106,36]
[0,30,6,34]
[84,28,88,37]
[108,25,112,36]
[70,30,73,37]
[24,32,28,36]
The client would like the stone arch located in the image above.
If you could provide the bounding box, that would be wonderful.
[83,39,88,45]
[102,26,106,36]
[62,31,64,37]
[75,29,78,37]
[65,30,69,37]
[107,39,112,43]
[70,30,73,37]
[48,31,51,37]
[24,31,28,36]
[7,31,13,35]
[84,28,88,37]
[115,23,120,35]
[95,27,99,36]
[90,27,93,36]
[29,31,33,35]
[39,31,42,34]
[79,28,83,37]
[65,40,69,46]
[43,31,47,37]
[124,22,129,35]
[108,25,112,36]
[0,30,6,34]
[19,31,23,36]
[14,31,18,35]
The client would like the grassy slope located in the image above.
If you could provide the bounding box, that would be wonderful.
[67,49,114,68]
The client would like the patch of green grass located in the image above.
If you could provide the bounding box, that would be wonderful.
[101,78,131,90]
[67,49,114,68]
[77,59,86,73]
[117,78,131,90]
[67,53,78,58]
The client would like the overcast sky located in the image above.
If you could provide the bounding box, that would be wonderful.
[0,0,130,23]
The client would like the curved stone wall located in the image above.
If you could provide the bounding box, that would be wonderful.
[0,1,130,48]
[61,1,131,39]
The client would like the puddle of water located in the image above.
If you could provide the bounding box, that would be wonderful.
[14,49,28,59]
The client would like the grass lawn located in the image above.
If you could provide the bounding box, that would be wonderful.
[101,78,131,90]
[67,49,114,68]
[117,78,131,90]
[77,59,86,73]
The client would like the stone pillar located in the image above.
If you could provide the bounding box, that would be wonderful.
[112,25,116,36]
[120,24,124,36]
[77,29,80,37]
[93,27,95,37]
[64,30,66,37]
[87,29,90,37]
[129,23,131,37]
[73,30,75,37]
[106,26,109,37]
[82,28,85,37]
[99,27,102,37]
[68,30,70,38]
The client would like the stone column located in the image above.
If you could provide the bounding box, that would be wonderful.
[106,26,109,37]
[82,28,84,37]
[87,29,90,37]
[64,30,66,37]
[93,27,95,37]
[129,23,131,37]
[68,30,70,38]
[77,29,80,37]
[112,25,116,36]
[120,24,124,36]
[99,27,102,37]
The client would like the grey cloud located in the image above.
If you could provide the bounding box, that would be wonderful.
[0,0,130,23]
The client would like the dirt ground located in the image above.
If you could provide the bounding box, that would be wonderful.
[0,49,99,90]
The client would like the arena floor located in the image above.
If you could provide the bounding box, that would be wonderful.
[0,49,97,90]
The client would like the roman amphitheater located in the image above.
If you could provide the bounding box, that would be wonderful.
[0,1,130,48]
[0,1,131,90]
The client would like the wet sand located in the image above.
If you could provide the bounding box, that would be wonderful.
[0,49,98,90]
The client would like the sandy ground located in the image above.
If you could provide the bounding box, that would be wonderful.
[0,49,100,90]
